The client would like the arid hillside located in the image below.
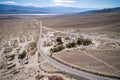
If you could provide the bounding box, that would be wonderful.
[42,11,120,33]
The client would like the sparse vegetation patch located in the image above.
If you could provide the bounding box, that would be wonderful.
[18,50,27,59]
[51,44,65,52]
[77,38,92,46]
[26,41,37,56]
[66,41,76,48]
[56,37,63,45]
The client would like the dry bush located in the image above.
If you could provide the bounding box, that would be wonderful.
[26,41,37,56]
[36,74,44,80]
[51,44,65,52]
[49,75,64,80]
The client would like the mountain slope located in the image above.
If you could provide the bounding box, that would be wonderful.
[80,7,120,14]
[0,4,50,14]
[42,9,120,33]
[0,4,93,14]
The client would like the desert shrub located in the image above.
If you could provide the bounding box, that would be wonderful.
[26,41,37,56]
[49,76,64,80]
[77,38,83,45]
[83,39,92,45]
[30,48,37,56]
[77,38,92,46]
[18,50,27,59]
[66,41,76,48]
[51,44,65,52]
[56,37,63,45]
[29,41,37,50]
[36,74,44,80]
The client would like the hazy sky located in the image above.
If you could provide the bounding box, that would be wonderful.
[0,0,120,8]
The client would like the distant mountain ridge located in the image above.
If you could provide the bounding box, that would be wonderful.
[0,4,50,14]
[80,7,120,14]
[0,4,120,14]
[0,4,94,14]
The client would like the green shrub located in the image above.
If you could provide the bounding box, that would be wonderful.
[77,38,92,46]
[66,41,76,48]
[18,50,27,59]
[56,37,63,45]
[77,38,83,45]
[83,39,92,46]
[51,44,65,52]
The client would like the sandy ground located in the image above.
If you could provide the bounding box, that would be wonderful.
[0,18,89,80]
[41,19,120,78]
[52,48,120,78]
[1,10,120,79]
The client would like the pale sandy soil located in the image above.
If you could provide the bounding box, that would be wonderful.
[52,48,120,78]
[1,10,120,79]
[0,18,87,80]
[41,11,120,78]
